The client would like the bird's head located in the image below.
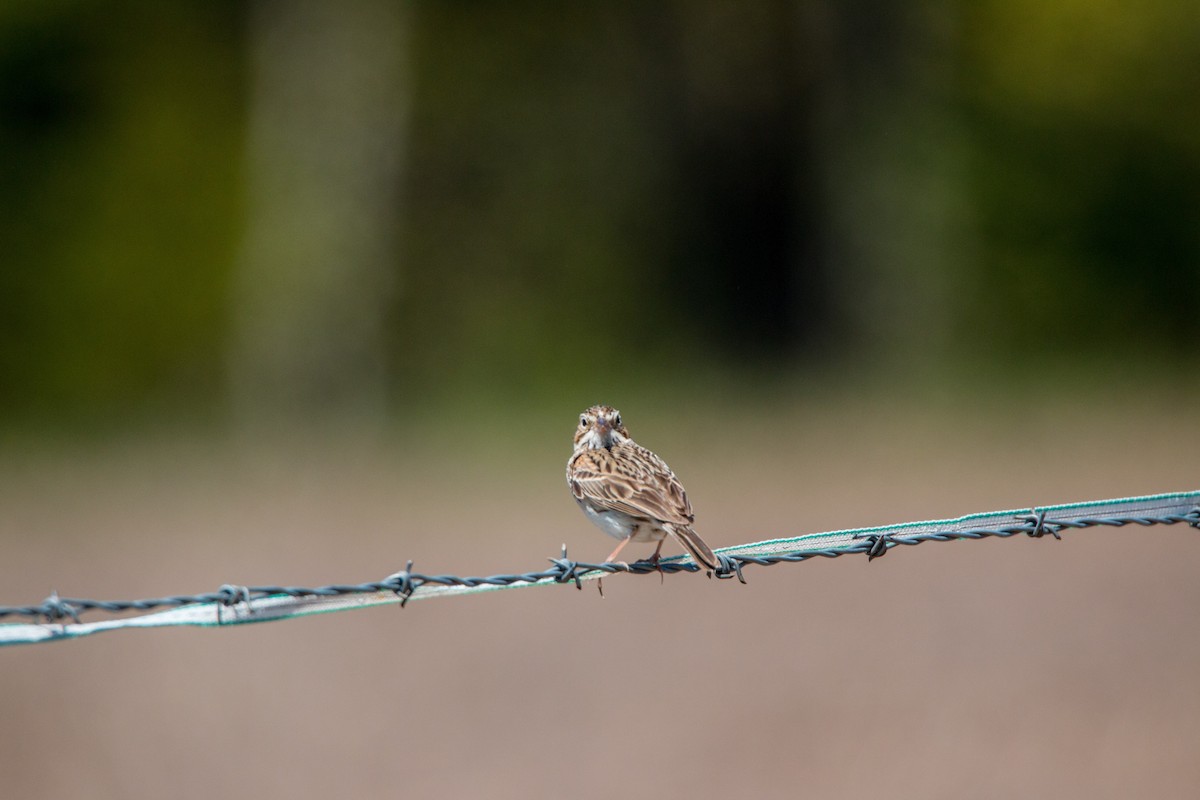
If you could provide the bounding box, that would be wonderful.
[574,405,629,451]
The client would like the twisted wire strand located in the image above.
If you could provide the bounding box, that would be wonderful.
[4,502,1197,625]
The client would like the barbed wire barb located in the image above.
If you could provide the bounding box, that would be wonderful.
[39,591,80,626]
[214,584,252,624]
[383,561,417,607]
[549,545,584,590]
[714,553,747,583]
[1019,509,1061,539]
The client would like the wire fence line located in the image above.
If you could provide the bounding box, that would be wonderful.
[1,490,1197,647]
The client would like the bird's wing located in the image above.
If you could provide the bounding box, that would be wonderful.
[568,443,694,526]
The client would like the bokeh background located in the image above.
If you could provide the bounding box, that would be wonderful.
[2,2,1198,798]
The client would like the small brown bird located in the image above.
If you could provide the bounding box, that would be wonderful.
[566,404,719,571]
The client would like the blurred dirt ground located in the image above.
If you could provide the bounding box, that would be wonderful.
[1,391,1197,799]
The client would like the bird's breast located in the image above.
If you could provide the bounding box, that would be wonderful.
[576,497,665,542]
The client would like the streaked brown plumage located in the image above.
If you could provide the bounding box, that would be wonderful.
[566,404,719,571]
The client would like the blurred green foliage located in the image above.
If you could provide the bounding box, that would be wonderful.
[0,1,1196,427]
[962,0,1200,356]
[0,1,243,423]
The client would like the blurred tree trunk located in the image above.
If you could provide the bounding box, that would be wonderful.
[229,0,408,430]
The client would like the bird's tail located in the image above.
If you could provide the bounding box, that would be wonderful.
[668,525,720,573]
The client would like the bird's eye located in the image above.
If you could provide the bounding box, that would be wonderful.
[613,413,621,427]
[580,415,588,427]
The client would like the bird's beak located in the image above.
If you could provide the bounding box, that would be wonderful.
[593,416,613,447]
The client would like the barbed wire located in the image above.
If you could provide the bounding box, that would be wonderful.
[3,495,1198,633]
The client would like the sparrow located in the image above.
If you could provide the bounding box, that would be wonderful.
[566,404,719,572]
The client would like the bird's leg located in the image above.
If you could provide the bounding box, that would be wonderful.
[604,537,632,567]
[652,539,665,584]
[598,537,633,598]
